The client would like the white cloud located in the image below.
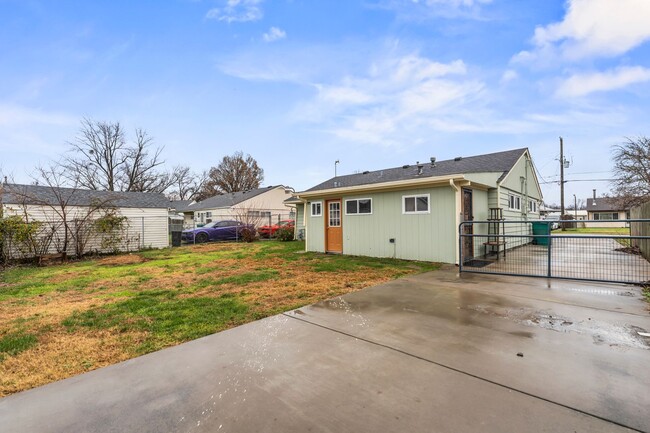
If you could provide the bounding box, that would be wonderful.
[0,104,76,126]
[294,54,488,145]
[516,0,650,63]
[262,27,286,43]
[375,0,493,19]
[500,69,518,84]
[556,66,650,98]
[206,0,263,23]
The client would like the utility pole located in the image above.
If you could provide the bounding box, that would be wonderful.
[573,193,577,220]
[335,160,340,177]
[560,137,564,220]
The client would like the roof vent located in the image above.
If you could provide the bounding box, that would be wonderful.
[402,164,410,169]
[362,170,370,174]
[417,164,424,175]
[454,156,462,162]
[430,157,436,167]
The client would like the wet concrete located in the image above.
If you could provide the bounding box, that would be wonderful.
[466,236,650,283]
[1,269,648,432]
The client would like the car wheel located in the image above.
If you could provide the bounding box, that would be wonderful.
[196,232,209,243]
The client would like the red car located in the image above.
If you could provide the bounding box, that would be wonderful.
[258,220,295,238]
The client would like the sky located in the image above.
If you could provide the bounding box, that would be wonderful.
[1,0,650,205]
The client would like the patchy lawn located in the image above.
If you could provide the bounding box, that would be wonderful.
[561,227,630,235]
[0,241,439,396]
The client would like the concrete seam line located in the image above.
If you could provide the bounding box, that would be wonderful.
[283,313,643,433]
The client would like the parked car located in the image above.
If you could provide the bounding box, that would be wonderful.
[544,215,560,230]
[182,220,254,243]
[257,220,295,238]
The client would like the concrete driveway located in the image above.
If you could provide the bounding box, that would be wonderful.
[1,267,649,432]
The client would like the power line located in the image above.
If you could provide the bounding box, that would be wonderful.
[539,178,614,185]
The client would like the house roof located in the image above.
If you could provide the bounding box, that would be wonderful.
[304,148,528,193]
[586,197,629,212]
[178,186,282,212]
[1,183,171,209]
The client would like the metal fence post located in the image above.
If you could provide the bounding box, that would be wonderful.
[547,233,552,278]
[458,222,463,272]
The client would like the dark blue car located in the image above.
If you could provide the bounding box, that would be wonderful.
[181,220,253,243]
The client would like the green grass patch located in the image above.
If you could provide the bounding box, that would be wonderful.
[308,253,438,273]
[562,227,630,235]
[0,331,38,359]
[63,290,249,354]
[643,286,650,303]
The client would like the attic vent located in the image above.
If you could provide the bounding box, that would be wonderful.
[402,165,410,169]
[362,171,370,174]
[417,164,424,175]
[454,156,462,161]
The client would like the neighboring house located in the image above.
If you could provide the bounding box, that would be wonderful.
[1,183,172,258]
[545,210,588,221]
[292,148,542,264]
[175,185,295,229]
[586,193,630,228]
[539,204,559,217]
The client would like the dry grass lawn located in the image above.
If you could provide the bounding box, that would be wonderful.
[0,240,439,397]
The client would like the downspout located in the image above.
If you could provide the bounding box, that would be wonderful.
[524,152,530,221]
[296,196,308,251]
[450,179,461,265]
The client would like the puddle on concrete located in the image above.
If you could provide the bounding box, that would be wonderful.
[464,304,650,350]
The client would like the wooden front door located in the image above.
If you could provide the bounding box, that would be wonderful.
[325,199,343,253]
[462,189,474,263]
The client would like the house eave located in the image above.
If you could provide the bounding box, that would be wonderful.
[295,174,467,199]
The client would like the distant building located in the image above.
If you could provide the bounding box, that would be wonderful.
[174,185,295,229]
[586,190,630,228]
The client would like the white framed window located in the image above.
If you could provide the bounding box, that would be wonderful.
[402,194,430,214]
[310,201,323,217]
[528,200,537,213]
[345,198,372,215]
[594,212,619,220]
[508,194,521,211]
[206,211,212,218]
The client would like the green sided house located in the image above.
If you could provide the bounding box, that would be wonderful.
[292,148,543,264]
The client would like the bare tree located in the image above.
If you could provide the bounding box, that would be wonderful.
[200,151,264,198]
[62,118,171,193]
[167,166,207,201]
[6,164,117,260]
[612,136,650,206]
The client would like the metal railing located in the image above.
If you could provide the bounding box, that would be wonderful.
[459,219,650,285]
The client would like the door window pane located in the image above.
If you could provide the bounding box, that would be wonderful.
[329,202,341,227]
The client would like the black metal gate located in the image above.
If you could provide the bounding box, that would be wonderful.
[459,219,650,285]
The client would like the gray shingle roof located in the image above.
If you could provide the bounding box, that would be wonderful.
[1,183,171,209]
[178,186,280,212]
[305,148,528,192]
[586,197,629,212]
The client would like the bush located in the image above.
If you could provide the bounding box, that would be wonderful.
[239,227,258,243]
[275,227,295,242]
